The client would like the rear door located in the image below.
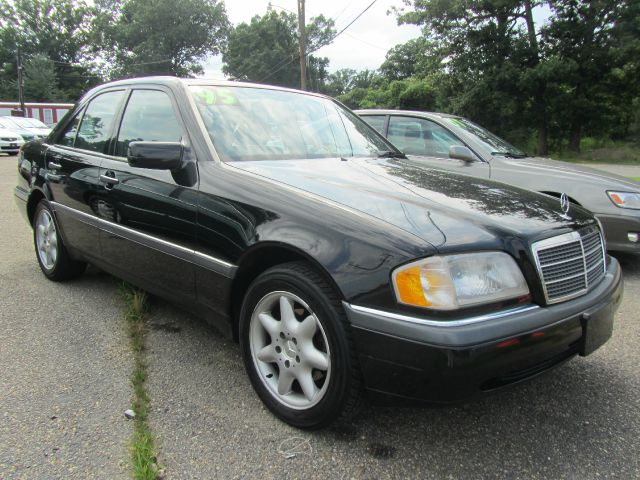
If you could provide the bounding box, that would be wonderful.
[44,89,126,259]
[96,87,199,300]
[387,115,490,178]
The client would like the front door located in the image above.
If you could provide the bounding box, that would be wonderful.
[97,88,199,300]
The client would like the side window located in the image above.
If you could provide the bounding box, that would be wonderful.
[388,116,465,158]
[75,90,125,153]
[115,90,183,157]
[361,115,386,135]
[57,110,83,147]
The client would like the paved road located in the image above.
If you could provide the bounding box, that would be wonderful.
[0,155,132,479]
[1,152,639,479]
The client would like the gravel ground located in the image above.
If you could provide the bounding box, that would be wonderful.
[0,155,132,479]
[145,257,640,479]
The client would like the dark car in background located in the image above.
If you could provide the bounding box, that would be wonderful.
[357,109,640,253]
[15,78,622,428]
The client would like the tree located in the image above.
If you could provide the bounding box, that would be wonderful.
[0,0,100,101]
[543,0,639,151]
[379,37,438,81]
[397,0,546,150]
[23,54,61,101]
[95,0,230,78]
[223,10,335,89]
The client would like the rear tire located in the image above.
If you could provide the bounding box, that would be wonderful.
[239,261,361,429]
[33,200,86,281]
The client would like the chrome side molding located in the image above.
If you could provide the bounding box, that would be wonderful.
[343,302,540,328]
[51,201,237,278]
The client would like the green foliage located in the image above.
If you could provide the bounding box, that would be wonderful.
[96,0,230,78]
[0,0,101,101]
[23,54,61,102]
[223,10,335,90]
[338,77,437,112]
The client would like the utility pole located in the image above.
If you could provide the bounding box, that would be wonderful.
[297,0,306,91]
[16,48,26,116]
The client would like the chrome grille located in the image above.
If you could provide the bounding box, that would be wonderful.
[532,227,606,304]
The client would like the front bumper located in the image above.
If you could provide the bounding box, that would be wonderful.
[596,213,640,253]
[344,257,623,403]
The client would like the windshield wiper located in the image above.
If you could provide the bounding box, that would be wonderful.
[490,151,528,158]
[377,150,407,159]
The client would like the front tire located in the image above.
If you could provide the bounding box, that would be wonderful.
[33,200,86,281]
[239,262,361,429]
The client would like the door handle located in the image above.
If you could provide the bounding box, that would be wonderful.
[100,173,120,189]
[48,162,62,170]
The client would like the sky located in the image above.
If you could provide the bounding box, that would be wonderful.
[203,0,552,79]
[202,0,422,78]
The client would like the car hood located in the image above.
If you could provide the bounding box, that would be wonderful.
[495,156,640,191]
[0,128,23,138]
[229,157,594,251]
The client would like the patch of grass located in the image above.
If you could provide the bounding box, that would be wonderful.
[629,177,640,182]
[119,283,160,480]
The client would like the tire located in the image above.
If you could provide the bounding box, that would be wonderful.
[33,199,86,281]
[239,261,361,429]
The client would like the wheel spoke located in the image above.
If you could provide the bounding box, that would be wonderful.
[258,312,280,337]
[297,315,317,340]
[256,345,277,363]
[50,246,57,264]
[279,295,298,333]
[277,368,295,395]
[302,345,329,371]
[296,368,319,401]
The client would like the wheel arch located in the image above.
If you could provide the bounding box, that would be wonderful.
[26,187,50,226]
[229,242,345,341]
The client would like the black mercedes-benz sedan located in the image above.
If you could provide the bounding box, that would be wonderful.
[14,77,623,429]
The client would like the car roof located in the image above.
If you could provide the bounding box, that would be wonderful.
[83,75,331,102]
[354,109,461,120]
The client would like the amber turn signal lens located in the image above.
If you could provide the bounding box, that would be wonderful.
[394,266,430,307]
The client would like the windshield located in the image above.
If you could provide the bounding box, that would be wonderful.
[445,117,527,158]
[30,118,49,128]
[9,117,42,128]
[0,118,19,130]
[190,85,396,161]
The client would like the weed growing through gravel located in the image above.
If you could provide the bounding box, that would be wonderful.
[120,283,160,480]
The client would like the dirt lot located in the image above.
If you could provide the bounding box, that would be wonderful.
[1,153,639,479]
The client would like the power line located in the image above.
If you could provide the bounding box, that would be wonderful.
[259,0,379,83]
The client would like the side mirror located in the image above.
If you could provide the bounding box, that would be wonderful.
[449,145,476,163]
[127,141,183,170]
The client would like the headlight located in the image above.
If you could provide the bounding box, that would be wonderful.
[607,191,640,210]
[392,252,530,310]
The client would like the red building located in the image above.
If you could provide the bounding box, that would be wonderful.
[0,102,75,126]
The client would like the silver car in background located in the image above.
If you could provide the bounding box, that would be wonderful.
[357,109,640,253]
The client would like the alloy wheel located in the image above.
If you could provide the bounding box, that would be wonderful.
[249,291,331,410]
